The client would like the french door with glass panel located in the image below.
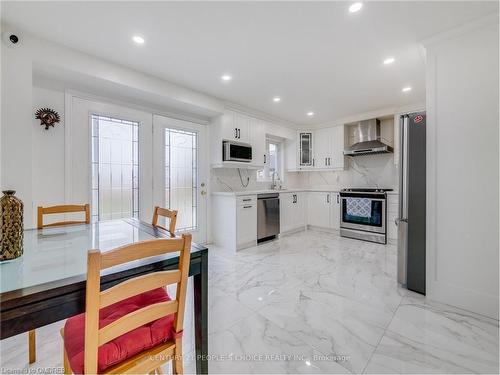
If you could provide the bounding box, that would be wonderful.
[152,115,208,243]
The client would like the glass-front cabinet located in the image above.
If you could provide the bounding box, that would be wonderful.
[299,132,313,167]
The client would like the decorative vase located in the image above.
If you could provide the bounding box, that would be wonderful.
[0,190,24,261]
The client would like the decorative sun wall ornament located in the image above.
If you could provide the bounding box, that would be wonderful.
[35,108,60,130]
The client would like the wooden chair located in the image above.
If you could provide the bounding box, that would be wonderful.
[37,204,90,229]
[152,206,178,237]
[28,204,90,363]
[61,234,191,374]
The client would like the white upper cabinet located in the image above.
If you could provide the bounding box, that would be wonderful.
[217,111,250,143]
[250,118,266,166]
[287,125,344,171]
[211,110,264,168]
[314,127,331,168]
[298,131,314,169]
[218,111,238,141]
[313,126,344,170]
[330,125,345,170]
[233,112,250,143]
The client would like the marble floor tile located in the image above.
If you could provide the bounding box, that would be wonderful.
[301,243,406,314]
[208,287,255,334]
[208,312,351,374]
[257,283,388,374]
[210,257,303,312]
[364,292,499,374]
[1,229,498,375]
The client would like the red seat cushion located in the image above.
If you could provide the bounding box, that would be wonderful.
[64,288,176,374]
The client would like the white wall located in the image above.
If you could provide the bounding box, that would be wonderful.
[1,39,33,226]
[425,16,499,319]
[32,86,65,207]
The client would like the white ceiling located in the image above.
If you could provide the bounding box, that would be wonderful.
[2,1,498,125]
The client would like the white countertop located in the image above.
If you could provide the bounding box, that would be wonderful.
[212,188,399,196]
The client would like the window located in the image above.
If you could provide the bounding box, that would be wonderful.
[257,139,282,181]
[164,128,198,232]
[91,114,139,222]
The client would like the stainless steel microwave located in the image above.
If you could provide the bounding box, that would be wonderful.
[223,140,252,162]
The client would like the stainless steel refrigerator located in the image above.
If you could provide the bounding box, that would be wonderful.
[397,111,426,295]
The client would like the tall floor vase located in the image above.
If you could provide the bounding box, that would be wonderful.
[0,190,23,261]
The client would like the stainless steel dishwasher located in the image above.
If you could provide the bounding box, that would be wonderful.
[257,193,280,243]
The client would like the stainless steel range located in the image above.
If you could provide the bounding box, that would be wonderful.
[339,188,392,244]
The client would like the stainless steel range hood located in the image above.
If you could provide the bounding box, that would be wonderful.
[344,118,393,156]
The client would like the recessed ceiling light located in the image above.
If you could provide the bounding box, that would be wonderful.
[402,86,412,92]
[307,111,315,117]
[349,2,363,13]
[383,57,395,65]
[273,97,281,102]
[221,74,232,81]
[132,35,145,44]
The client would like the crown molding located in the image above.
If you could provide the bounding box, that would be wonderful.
[421,12,499,49]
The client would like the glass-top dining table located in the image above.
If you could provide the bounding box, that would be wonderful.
[0,218,208,373]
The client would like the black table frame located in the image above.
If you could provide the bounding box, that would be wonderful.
[0,219,208,374]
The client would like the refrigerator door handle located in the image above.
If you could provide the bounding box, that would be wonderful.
[397,114,409,286]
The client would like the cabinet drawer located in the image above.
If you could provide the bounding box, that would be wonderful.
[237,195,257,206]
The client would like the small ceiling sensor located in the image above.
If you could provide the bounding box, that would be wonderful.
[221,74,232,81]
[349,2,363,13]
[402,86,412,92]
[273,97,281,102]
[383,57,395,65]
[307,111,315,117]
[132,35,145,44]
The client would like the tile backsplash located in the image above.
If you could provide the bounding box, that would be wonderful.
[297,153,398,191]
[211,153,398,192]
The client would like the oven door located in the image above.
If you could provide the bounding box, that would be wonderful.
[340,195,386,234]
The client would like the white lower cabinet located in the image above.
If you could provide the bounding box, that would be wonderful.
[212,194,257,251]
[237,201,257,248]
[387,194,398,241]
[331,192,341,229]
[307,191,340,230]
[212,191,397,252]
[307,192,331,228]
[280,192,305,233]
